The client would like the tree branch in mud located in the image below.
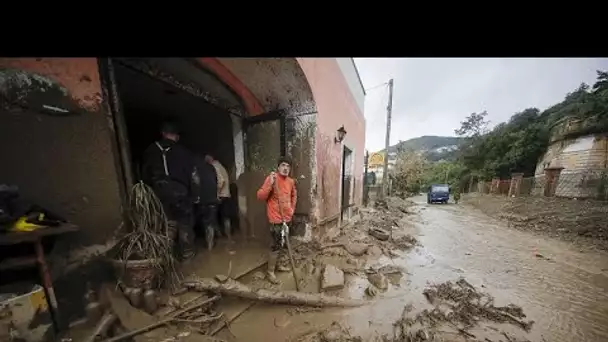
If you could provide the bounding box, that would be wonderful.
[182,278,366,307]
[420,278,535,333]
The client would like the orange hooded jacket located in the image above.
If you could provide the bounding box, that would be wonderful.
[256,174,297,224]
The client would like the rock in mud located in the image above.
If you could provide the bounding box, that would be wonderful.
[378,265,405,275]
[321,264,345,291]
[253,271,266,280]
[369,227,390,241]
[344,243,369,256]
[367,245,383,257]
[392,235,417,250]
[215,274,229,283]
[367,272,388,290]
[366,285,379,297]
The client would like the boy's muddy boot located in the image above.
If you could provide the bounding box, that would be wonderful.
[266,252,280,284]
[276,252,291,272]
[276,264,291,272]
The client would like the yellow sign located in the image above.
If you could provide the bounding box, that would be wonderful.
[368,152,385,168]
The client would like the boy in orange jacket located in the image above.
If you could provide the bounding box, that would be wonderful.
[256,157,297,284]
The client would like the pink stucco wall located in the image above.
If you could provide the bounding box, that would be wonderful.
[297,58,366,222]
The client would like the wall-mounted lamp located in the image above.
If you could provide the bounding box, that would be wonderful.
[335,125,347,144]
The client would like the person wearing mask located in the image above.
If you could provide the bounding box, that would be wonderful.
[256,157,297,284]
[204,155,233,242]
[195,155,220,250]
[142,122,200,261]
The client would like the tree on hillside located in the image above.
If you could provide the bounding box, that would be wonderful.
[454,111,491,178]
[451,70,608,181]
[422,161,467,190]
[391,149,428,195]
[454,111,490,137]
[592,70,608,93]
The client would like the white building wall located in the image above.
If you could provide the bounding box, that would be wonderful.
[335,58,366,114]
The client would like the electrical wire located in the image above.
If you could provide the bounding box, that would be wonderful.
[365,81,389,93]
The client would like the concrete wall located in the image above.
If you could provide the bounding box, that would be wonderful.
[536,135,608,174]
[297,58,366,227]
[0,58,123,247]
[535,134,608,198]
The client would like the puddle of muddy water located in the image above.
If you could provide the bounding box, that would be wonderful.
[215,196,608,342]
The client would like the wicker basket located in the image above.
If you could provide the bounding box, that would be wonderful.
[110,258,162,289]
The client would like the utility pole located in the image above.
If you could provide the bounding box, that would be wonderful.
[381,78,394,198]
[363,150,369,206]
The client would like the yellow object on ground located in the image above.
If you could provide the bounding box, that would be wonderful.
[9,214,46,232]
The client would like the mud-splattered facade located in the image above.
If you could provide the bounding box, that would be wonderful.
[0,58,123,248]
[0,57,366,252]
[298,59,366,236]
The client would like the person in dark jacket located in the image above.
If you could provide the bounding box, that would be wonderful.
[142,122,200,261]
[195,155,220,251]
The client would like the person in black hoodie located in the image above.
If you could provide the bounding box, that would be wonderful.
[195,155,220,251]
[142,122,200,261]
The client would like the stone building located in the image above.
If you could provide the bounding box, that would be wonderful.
[534,117,608,198]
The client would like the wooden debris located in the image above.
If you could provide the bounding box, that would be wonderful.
[210,302,256,336]
[183,278,365,307]
[101,284,222,342]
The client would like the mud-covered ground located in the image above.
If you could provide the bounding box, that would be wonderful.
[463,193,608,251]
[71,195,608,341]
[217,195,608,342]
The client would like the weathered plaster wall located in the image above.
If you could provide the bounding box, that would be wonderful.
[535,134,608,198]
[297,58,366,224]
[0,58,122,247]
[536,135,608,175]
[216,58,316,116]
[213,58,319,238]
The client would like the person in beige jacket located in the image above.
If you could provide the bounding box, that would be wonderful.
[204,155,232,241]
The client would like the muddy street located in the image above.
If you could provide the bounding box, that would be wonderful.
[219,195,608,342]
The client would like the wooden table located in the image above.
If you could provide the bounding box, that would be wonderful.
[0,223,79,332]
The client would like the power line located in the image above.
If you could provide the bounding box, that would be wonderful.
[366,82,389,122]
[364,82,389,93]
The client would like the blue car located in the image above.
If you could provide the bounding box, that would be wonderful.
[427,184,450,204]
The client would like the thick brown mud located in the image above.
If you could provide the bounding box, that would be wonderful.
[464,193,608,251]
[218,195,608,342]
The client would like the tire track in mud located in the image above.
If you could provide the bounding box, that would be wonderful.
[414,196,608,342]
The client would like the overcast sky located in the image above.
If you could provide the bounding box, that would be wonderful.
[354,58,608,152]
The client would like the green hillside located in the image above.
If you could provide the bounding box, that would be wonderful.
[379,135,464,162]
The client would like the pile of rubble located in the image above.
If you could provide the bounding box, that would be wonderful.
[301,197,418,294]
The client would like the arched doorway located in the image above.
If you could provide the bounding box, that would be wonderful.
[199,58,318,239]
[100,57,318,244]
